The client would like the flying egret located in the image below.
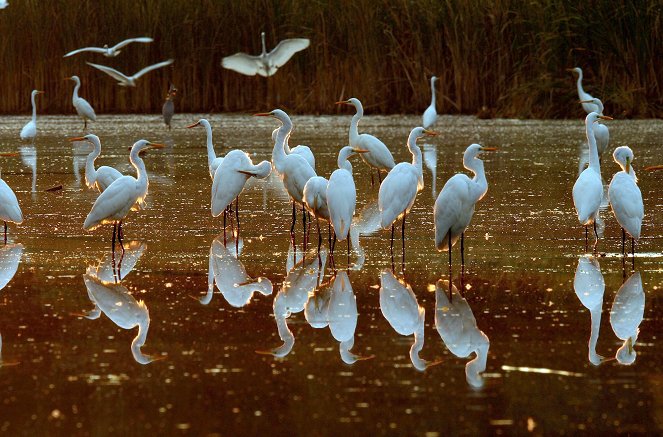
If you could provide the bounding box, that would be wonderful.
[162,84,177,130]
[336,98,396,183]
[68,135,122,192]
[422,76,438,129]
[68,76,96,129]
[87,59,174,87]
[379,270,438,371]
[81,271,162,364]
[221,32,309,77]
[572,112,612,249]
[64,37,153,58]
[567,67,599,113]
[210,149,272,243]
[186,119,223,179]
[19,90,44,141]
[434,144,496,266]
[379,127,437,253]
[435,279,490,387]
[83,140,164,251]
[574,255,607,366]
[271,128,315,171]
[579,98,609,158]
[0,170,23,243]
[608,146,643,256]
[254,109,316,238]
[610,271,644,365]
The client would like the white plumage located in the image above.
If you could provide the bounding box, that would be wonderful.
[187,119,224,179]
[64,37,153,58]
[19,90,44,141]
[69,134,122,192]
[222,32,309,77]
[87,59,173,87]
[608,146,643,242]
[610,272,645,365]
[422,76,438,129]
[210,150,271,216]
[568,67,599,113]
[573,255,606,365]
[271,128,315,171]
[69,76,96,129]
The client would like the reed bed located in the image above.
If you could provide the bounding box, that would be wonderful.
[0,0,661,118]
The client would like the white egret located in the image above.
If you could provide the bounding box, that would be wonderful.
[68,76,96,129]
[422,76,438,129]
[210,149,272,241]
[572,112,612,248]
[567,67,599,113]
[221,32,309,77]
[82,271,162,364]
[68,134,122,192]
[83,140,164,250]
[336,98,396,183]
[0,244,22,291]
[608,146,643,255]
[19,90,44,141]
[610,272,644,365]
[434,144,496,266]
[0,1,7,10]
[19,146,36,193]
[379,127,437,252]
[255,109,316,237]
[87,59,174,87]
[580,98,609,158]
[435,279,490,387]
[379,270,438,371]
[0,170,23,243]
[574,255,607,366]
[205,235,272,307]
[91,240,146,284]
[186,119,223,179]
[162,84,177,130]
[64,37,153,58]
[271,128,315,171]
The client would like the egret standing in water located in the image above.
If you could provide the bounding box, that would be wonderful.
[422,76,438,129]
[68,76,96,129]
[572,112,612,249]
[567,67,599,114]
[162,84,177,130]
[83,140,164,251]
[19,90,44,142]
[336,98,395,184]
[608,146,643,257]
[379,127,437,256]
[434,144,497,267]
[68,135,122,192]
[221,32,310,77]
[0,170,23,243]
[186,119,223,179]
[271,128,315,171]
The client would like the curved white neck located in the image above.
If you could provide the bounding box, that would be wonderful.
[429,78,436,107]
[586,119,600,172]
[85,138,102,188]
[72,80,81,101]
[409,307,427,371]
[130,146,149,192]
[407,133,423,180]
[588,304,603,365]
[30,93,37,122]
[272,313,294,357]
[272,120,292,173]
[464,156,488,201]
[131,318,151,364]
[349,104,363,144]
[337,149,354,173]
[202,122,216,169]
[576,70,585,97]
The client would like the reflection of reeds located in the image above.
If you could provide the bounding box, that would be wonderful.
[0,1,660,117]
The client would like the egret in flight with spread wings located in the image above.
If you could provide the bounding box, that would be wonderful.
[64,37,153,58]
[608,146,643,256]
[83,140,164,250]
[68,135,122,192]
[87,59,173,87]
[19,90,44,141]
[423,76,438,129]
[222,32,309,77]
[68,76,96,129]
[379,127,437,252]
[434,144,497,266]
[573,112,612,249]
[336,98,395,184]
[187,119,223,179]
[567,67,599,114]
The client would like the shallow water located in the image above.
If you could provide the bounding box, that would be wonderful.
[0,114,660,435]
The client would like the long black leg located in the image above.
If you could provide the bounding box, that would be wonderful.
[585,226,588,251]
[593,221,599,252]
[316,218,322,253]
[378,169,382,183]
[632,237,635,270]
[290,202,296,251]
[112,222,117,283]
[390,224,394,253]
[223,209,227,246]
[622,228,626,256]
[461,232,465,267]
[371,172,374,187]
[235,197,240,254]
[347,236,350,266]
[3,221,6,244]
[118,221,125,253]
[448,231,452,267]
[401,212,406,267]
[84,119,87,130]
[302,206,307,250]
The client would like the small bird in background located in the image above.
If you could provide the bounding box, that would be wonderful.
[87,59,174,87]
[69,76,96,129]
[423,76,438,129]
[162,84,177,130]
[20,90,44,142]
[222,32,310,77]
[64,37,153,58]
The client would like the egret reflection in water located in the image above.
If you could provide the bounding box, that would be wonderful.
[379,269,436,371]
[573,255,606,365]
[610,272,645,365]
[202,235,272,307]
[423,143,437,198]
[90,241,146,283]
[0,244,22,368]
[435,279,489,387]
[19,145,36,193]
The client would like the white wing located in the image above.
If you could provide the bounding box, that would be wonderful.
[269,38,310,67]
[87,62,131,83]
[221,53,263,76]
[111,37,154,51]
[64,47,107,57]
[131,59,174,80]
